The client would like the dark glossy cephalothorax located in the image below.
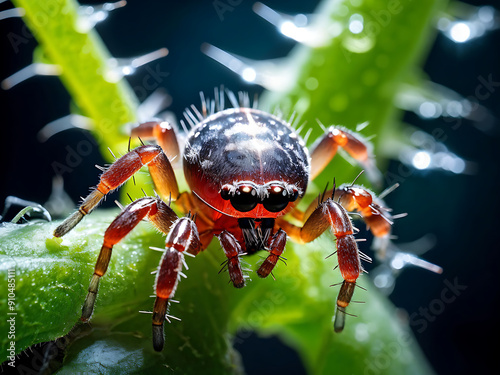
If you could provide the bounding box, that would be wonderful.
[184,108,308,220]
[54,93,392,351]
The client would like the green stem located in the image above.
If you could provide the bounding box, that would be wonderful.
[11,0,139,156]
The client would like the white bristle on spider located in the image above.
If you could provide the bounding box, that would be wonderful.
[114,200,124,210]
[165,314,181,323]
[149,246,166,252]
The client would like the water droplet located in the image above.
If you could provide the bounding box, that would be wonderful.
[391,256,405,270]
[305,77,319,90]
[342,35,374,53]
[328,22,343,38]
[478,6,494,24]
[446,101,463,117]
[374,272,392,289]
[450,22,471,43]
[355,323,370,342]
[418,101,441,118]
[412,151,431,170]
[348,14,364,34]
[295,96,310,114]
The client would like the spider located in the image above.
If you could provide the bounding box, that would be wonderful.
[54,91,393,351]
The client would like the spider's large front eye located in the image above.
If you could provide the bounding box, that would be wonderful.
[263,185,289,212]
[220,185,231,200]
[231,186,258,212]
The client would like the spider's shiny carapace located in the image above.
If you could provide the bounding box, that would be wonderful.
[183,108,309,219]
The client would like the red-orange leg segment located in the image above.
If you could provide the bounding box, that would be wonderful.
[257,229,287,278]
[309,126,380,184]
[54,144,179,237]
[130,121,180,166]
[81,197,177,322]
[218,231,245,288]
[334,185,393,238]
[153,217,201,351]
[304,184,393,239]
[278,198,362,332]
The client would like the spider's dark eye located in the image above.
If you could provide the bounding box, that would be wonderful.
[263,185,289,212]
[230,186,258,212]
[220,186,231,200]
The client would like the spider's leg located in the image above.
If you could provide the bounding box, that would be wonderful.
[130,120,180,167]
[330,184,441,273]
[278,198,362,332]
[336,184,393,235]
[307,184,394,240]
[257,229,287,278]
[54,144,179,237]
[153,217,201,351]
[218,231,245,288]
[81,197,177,322]
[310,126,381,185]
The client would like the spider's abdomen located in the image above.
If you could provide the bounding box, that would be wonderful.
[183,108,310,218]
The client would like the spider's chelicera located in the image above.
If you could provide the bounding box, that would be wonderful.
[54,92,392,351]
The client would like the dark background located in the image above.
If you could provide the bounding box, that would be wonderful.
[1,1,499,374]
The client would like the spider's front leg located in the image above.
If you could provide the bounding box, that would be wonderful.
[304,184,394,240]
[152,216,201,351]
[310,126,381,185]
[54,137,179,237]
[130,120,180,166]
[279,199,362,332]
[81,197,178,321]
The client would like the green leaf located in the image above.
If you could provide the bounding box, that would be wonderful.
[1,212,433,374]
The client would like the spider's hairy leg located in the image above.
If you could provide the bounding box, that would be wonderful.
[218,231,245,288]
[310,126,381,185]
[130,121,180,166]
[257,229,287,278]
[54,144,179,237]
[308,184,394,239]
[153,217,201,352]
[334,184,393,237]
[333,280,357,332]
[332,184,442,273]
[81,197,177,322]
[278,198,362,332]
